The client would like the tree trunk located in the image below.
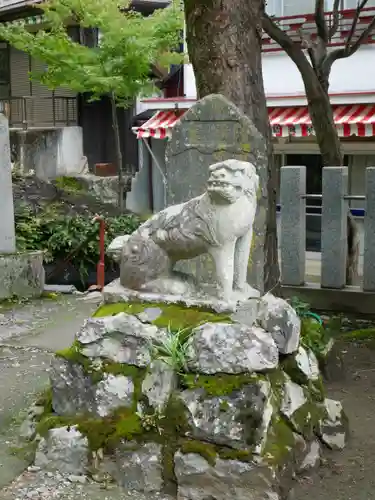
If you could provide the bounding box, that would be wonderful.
[184,0,279,292]
[302,76,359,284]
[110,92,125,212]
[303,77,343,166]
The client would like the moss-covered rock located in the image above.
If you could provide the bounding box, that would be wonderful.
[180,439,217,466]
[36,407,143,453]
[26,296,349,498]
[50,354,148,416]
[261,415,296,466]
[181,373,260,397]
[93,301,233,335]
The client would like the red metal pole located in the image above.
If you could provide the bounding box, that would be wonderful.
[93,215,105,290]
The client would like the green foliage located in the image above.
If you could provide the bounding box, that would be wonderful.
[300,318,331,357]
[14,203,141,281]
[149,324,192,373]
[0,0,183,105]
[54,176,84,192]
[288,296,310,316]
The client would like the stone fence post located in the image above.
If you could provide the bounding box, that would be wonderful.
[363,167,375,291]
[321,167,348,289]
[280,166,306,286]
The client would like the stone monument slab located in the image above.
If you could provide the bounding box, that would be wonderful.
[0,114,44,299]
[0,114,16,253]
[165,94,267,292]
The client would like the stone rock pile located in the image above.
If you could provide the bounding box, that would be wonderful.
[22,292,348,500]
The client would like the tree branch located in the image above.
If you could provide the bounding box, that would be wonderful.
[323,12,375,74]
[262,13,315,79]
[329,0,341,39]
[315,0,328,42]
[345,0,368,49]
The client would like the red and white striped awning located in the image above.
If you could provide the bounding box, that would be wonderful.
[134,104,375,140]
[133,110,185,139]
[270,104,375,138]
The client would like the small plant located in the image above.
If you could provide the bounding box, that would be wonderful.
[288,296,323,326]
[288,297,331,357]
[300,318,331,357]
[136,409,165,435]
[149,324,192,373]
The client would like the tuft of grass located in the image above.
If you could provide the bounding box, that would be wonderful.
[149,324,193,373]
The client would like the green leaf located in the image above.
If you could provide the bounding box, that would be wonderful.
[0,0,183,103]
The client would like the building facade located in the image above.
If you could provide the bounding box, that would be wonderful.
[0,0,165,176]
[132,1,375,252]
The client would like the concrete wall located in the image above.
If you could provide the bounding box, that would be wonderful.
[58,127,85,176]
[126,140,152,214]
[11,126,86,180]
[150,137,167,212]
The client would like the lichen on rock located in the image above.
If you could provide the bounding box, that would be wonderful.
[187,322,279,374]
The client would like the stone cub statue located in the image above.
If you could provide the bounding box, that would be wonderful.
[108,159,259,301]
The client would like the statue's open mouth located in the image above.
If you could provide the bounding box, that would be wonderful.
[207,180,233,189]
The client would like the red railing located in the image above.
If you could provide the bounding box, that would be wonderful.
[262,6,375,52]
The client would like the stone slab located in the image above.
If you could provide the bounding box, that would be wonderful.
[102,278,252,314]
[280,166,306,286]
[0,250,44,299]
[321,167,348,289]
[165,94,268,292]
[0,114,16,253]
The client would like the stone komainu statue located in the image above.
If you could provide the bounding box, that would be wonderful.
[108,159,259,301]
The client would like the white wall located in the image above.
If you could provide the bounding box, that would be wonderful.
[183,44,375,105]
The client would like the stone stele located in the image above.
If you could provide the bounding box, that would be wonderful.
[165,94,268,293]
[114,158,260,303]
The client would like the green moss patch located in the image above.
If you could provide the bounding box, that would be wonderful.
[180,439,217,466]
[54,176,84,193]
[218,447,253,462]
[342,328,375,344]
[55,343,147,409]
[55,341,93,374]
[290,399,325,440]
[281,356,308,386]
[182,373,259,397]
[93,302,233,335]
[160,396,191,494]
[262,416,295,466]
[36,407,142,452]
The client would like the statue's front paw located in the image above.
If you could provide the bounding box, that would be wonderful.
[233,282,260,299]
[217,288,233,303]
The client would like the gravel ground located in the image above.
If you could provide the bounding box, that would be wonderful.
[293,340,375,500]
[0,469,174,500]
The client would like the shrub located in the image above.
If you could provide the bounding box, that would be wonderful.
[14,203,141,281]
